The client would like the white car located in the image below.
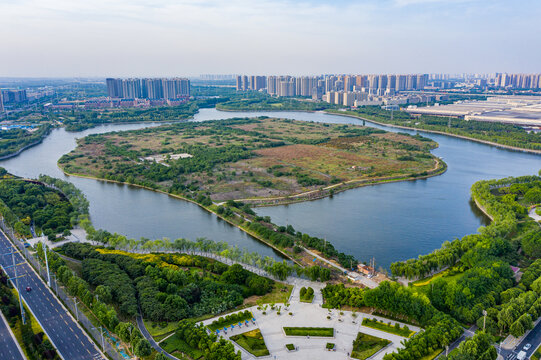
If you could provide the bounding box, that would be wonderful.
[523,343,531,351]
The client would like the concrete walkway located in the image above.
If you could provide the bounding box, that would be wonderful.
[529,207,541,223]
[26,228,91,249]
[202,287,421,360]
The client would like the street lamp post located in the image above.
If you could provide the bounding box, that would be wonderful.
[73,297,79,322]
[483,309,487,331]
[43,243,51,286]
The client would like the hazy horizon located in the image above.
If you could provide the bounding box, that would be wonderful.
[2,0,540,78]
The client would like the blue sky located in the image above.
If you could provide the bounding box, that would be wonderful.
[1,0,540,77]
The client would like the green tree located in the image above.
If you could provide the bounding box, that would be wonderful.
[134,338,152,357]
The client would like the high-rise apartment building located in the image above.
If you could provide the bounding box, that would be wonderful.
[0,94,4,114]
[495,73,541,89]
[1,89,27,103]
[106,78,190,99]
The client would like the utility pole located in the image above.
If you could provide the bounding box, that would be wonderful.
[482,309,487,331]
[2,248,27,325]
[43,242,51,286]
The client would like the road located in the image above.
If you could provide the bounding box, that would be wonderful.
[435,325,476,358]
[136,315,176,360]
[302,246,378,288]
[499,320,541,360]
[0,310,26,360]
[0,230,105,360]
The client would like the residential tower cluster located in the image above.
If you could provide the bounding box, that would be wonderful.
[105,78,190,100]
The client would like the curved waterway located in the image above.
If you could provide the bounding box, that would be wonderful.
[1,109,540,267]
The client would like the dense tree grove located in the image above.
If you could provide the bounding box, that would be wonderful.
[81,258,139,316]
[322,282,464,359]
[175,320,241,360]
[428,261,514,323]
[0,179,75,239]
[440,332,497,360]
[0,124,52,158]
[323,282,437,325]
[59,243,274,321]
[62,99,223,131]
[216,92,333,112]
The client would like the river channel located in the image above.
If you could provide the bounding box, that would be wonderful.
[1,108,540,267]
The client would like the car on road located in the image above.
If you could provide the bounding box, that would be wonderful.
[23,242,31,248]
[524,344,531,351]
[517,350,527,360]
[25,286,31,292]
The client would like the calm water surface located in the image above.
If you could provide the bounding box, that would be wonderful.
[1,109,540,267]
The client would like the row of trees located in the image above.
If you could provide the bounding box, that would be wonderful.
[176,320,241,360]
[321,282,464,360]
[59,243,274,321]
[34,243,152,358]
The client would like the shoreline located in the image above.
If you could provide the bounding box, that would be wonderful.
[0,133,50,160]
[471,196,495,222]
[240,159,447,207]
[324,110,541,155]
[58,166,301,265]
[58,158,445,266]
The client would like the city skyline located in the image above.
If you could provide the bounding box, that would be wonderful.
[1,0,540,77]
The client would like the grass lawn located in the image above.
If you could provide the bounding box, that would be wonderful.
[144,319,179,339]
[286,343,296,351]
[411,268,462,294]
[351,332,391,360]
[532,347,541,360]
[230,329,270,357]
[160,333,204,360]
[362,318,415,338]
[255,283,293,304]
[300,295,314,303]
[283,327,334,337]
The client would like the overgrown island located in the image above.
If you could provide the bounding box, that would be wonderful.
[57,117,443,266]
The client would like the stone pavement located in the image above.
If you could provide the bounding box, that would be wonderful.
[202,287,421,360]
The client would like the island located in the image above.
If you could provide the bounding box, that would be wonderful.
[58,116,443,206]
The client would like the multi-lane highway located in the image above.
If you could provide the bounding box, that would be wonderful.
[0,230,105,360]
[0,310,26,360]
[500,320,541,360]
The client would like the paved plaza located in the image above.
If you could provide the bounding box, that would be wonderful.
[202,280,420,360]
